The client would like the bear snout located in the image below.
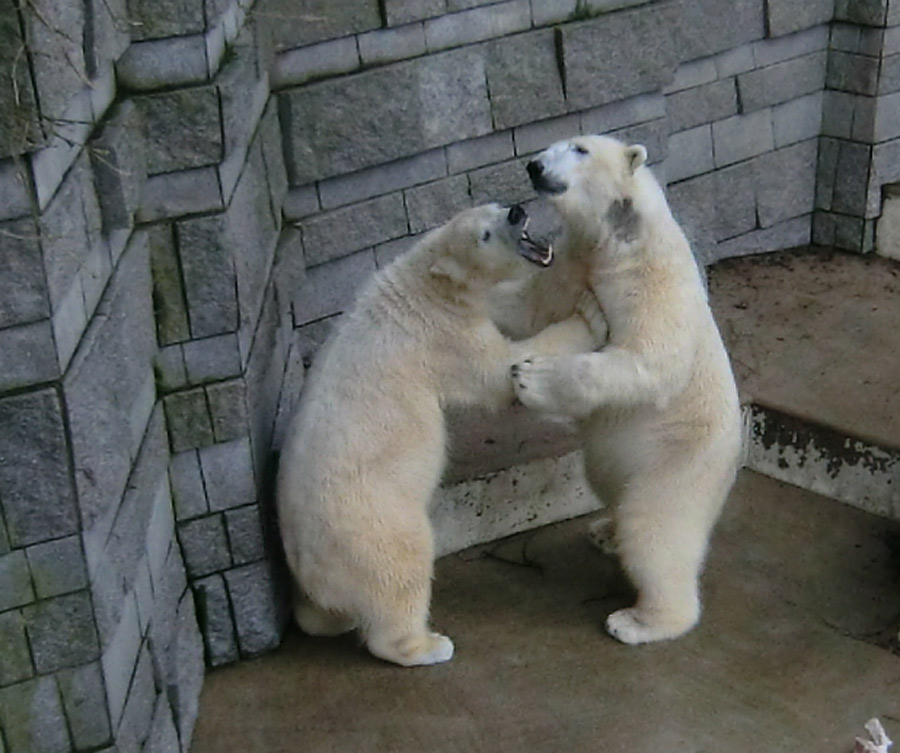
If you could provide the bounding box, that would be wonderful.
[507,204,526,225]
[526,160,544,184]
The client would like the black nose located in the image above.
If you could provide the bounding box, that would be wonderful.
[526,160,544,182]
[507,204,526,225]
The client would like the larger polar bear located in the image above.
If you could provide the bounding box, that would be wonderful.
[277,203,602,667]
[506,134,742,645]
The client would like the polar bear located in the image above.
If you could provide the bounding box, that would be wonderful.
[508,134,742,645]
[276,203,603,667]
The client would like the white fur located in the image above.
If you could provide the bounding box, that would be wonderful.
[277,204,601,667]
[505,135,743,644]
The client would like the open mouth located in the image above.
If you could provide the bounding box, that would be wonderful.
[517,223,554,267]
[531,176,568,196]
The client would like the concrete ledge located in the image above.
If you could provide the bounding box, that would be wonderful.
[433,450,599,557]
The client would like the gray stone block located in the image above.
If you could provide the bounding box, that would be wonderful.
[679,0,766,61]
[139,86,223,175]
[26,535,88,600]
[0,609,33,686]
[834,0,888,25]
[38,154,100,312]
[773,92,824,147]
[562,3,680,111]
[425,0,530,52]
[170,450,208,522]
[176,215,240,339]
[224,561,284,656]
[258,99,289,219]
[296,314,340,364]
[359,23,428,67]
[268,0,380,50]
[827,50,880,96]
[666,80,737,133]
[0,388,77,548]
[183,334,243,385]
[155,345,189,394]
[218,35,266,172]
[486,29,566,130]
[179,515,231,577]
[301,193,407,266]
[199,437,256,514]
[821,90,856,139]
[446,131,515,174]
[712,108,775,167]
[64,233,156,537]
[468,156,535,205]
[0,675,70,753]
[0,158,33,223]
[0,1,42,159]
[766,0,832,36]
[57,661,112,750]
[714,215,810,260]
[874,90,900,142]
[754,25,829,68]
[293,249,378,325]
[580,92,666,135]
[665,58,718,94]
[665,125,715,183]
[833,140,872,215]
[117,35,209,91]
[162,591,204,744]
[23,591,100,674]
[90,100,147,236]
[225,505,266,566]
[101,593,141,727]
[206,380,251,443]
[283,185,320,220]
[149,224,191,346]
[23,0,86,125]
[274,36,359,88]
[51,276,87,374]
[164,387,216,453]
[86,0,129,75]
[145,695,181,753]
[879,53,900,96]
[282,47,492,184]
[138,167,225,223]
[0,318,58,391]
[714,43,756,78]
[193,573,239,666]
[126,0,204,40]
[738,52,827,112]
[405,174,473,233]
[385,0,445,25]
[530,0,577,25]
[754,140,818,227]
[0,550,34,612]
[514,113,581,156]
[319,149,447,210]
[117,644,157,753]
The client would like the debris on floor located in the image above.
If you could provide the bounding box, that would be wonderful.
[854,718,892,753]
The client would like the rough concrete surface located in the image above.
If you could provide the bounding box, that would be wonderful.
[710,248,900,451]
[190,471,900,753]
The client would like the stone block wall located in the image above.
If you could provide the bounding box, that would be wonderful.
[2,1,900,751]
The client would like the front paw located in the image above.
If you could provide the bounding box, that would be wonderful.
[512,356,591,418]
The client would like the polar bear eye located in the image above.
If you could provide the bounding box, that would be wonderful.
[573,144,589,155]
[482,230,491,242]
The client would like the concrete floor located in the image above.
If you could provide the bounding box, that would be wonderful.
[191,248,900,752]
[190,471,900,753]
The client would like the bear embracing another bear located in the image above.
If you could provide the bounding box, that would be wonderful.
[277,203,604,667]
[509,134,743,645]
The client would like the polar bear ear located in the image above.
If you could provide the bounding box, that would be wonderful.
[429,255,469,286]
[625,144,647,174]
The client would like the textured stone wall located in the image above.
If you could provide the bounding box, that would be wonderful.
[2,1,900,751]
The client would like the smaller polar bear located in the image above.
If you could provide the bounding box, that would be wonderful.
[513,135,743,645]
[277,203,602,667]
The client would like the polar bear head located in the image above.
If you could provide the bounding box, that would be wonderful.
[526,135,650,245]
[428,203,553,289]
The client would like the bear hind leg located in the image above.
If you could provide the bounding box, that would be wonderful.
[294,598,356,637]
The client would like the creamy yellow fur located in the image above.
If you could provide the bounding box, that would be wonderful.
[506,135,743,644]
[276,204,601,666]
